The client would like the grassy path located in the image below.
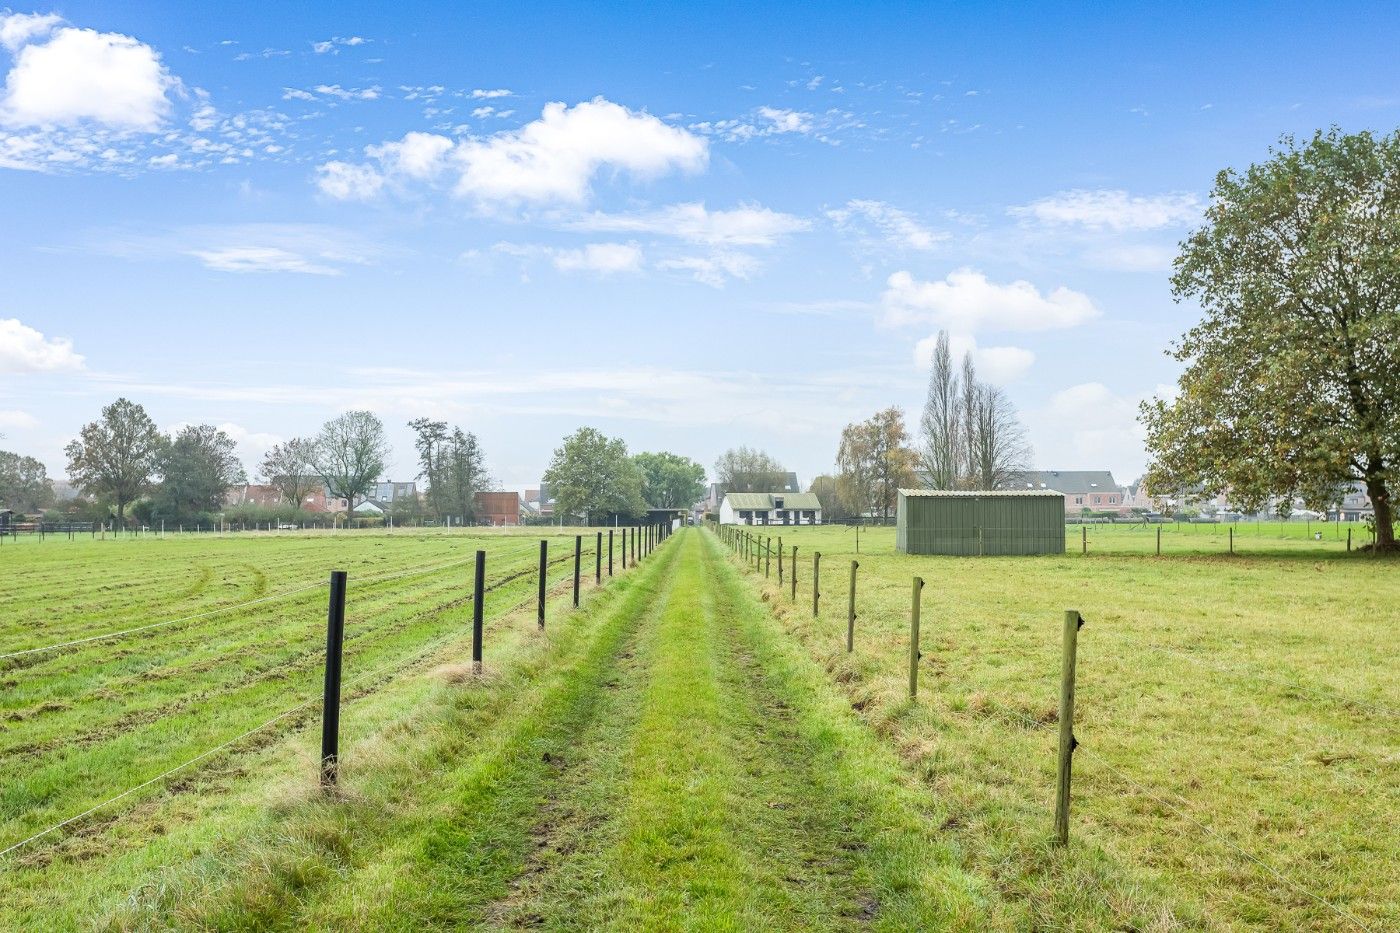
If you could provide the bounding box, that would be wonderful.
[490,528,994,930]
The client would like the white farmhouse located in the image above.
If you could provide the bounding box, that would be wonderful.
[718,492,823,526]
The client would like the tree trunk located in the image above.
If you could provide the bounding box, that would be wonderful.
[1365,473,1395,552]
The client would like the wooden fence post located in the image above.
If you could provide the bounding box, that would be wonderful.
[472,550,485,675]
[765,537,771,578]
[1055,609,1082,846]
[812,551,821,616]
[321,570,347,788]
[778,536,784,583]
[1156,525,1161,556]
[847,560,858,652]
[790,546,798,601]
[908,576,924,699]
[1229,526,1234,555]
[1347,528,1352,552]
[573,536,581,608]
[537,540,547,630]
[1082,525,1087,555]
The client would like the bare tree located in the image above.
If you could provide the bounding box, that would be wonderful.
[260,437,318,507]
[713,446,788,493]
[966,383,1033,490]
[311,411,390,516]
[919,332,961,488]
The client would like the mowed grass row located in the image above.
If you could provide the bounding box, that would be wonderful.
[0,526,675,929]
[722,524,1398,930]
[0,529,620,861]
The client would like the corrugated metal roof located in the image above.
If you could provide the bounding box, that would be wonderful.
[723,492,822,509]
[899,488,1065,498]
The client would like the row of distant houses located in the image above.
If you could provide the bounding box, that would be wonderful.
[710,468,1379,526]
[224,480,528,526]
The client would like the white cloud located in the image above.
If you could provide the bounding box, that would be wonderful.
[658,251,758,287]
[311,36,366,54]
[756,106,814,134]
[316,160,385,200]
[189,246,341,275]
[551,242,644,275]
[281,87,316,101]
[913,333,1034,383]
[0,408,39,429]
[0,318,85,373]
[570,202,808,247]
[452,98,706,202]
[366,130,453,179]
[882,268,1100,333]
[0,24,175,130]
[1032,382,1150,479]
[0,12,61,50]
[827,199,945,251]
[1011,189,1201,231]
[312,84,379,101]
[470,88,512,99]
[319,98,708,204]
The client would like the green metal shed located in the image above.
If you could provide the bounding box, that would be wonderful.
[895,489,1065,555]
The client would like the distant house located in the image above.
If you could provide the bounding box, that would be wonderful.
[1331,482,1374,522]
[475,491,521,526]
[718,491,822,526]
[702,473,801,513]
[223,484,284,508]
[1010,470,1126,515]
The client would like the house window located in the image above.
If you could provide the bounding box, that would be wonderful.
[1075,497,1083,505]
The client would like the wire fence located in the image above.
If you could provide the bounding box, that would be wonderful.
[0,523,677,865]
[713,522,1387,931]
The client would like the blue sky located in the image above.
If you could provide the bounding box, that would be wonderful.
[3,2,1398,491]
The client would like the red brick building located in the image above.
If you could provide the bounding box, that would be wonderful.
[475,491,521,526]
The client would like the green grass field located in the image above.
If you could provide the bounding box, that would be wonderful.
[0,525,1393,929]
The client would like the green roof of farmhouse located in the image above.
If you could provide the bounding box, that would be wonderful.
[723,492,822,510]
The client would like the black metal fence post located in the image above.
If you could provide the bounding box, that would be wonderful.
[573,535,582,607]
[847,560,858,651]
[596,531,602,585]
[608,529,614,575]
[1055,610,1083,846]
[472,550,485,674]
[321,570,347,788]
[537,539,547,630]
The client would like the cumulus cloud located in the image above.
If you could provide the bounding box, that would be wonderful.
[0,21,175,130]
[315,160,385,200]
[316,98,707,204]
[0,318,85,373]
[0,11,60,51]
[366,130,453,179]
[827,199,946,251]
[570,202,808,247]
[551,242,644,275]
[882,268,1099,333]
[1011,189,1201,231]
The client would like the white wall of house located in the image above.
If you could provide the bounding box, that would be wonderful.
[718,497,822,525]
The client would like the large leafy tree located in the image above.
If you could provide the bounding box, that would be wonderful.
[543,427,645,524]
[0,450,55,513]
[153,424,246,520]
[260,437,319,508]
[809,474,854,522]
[1142,129,1400,551]
[712,446,787,493]
[441,427,488,523]
[633,451,705,508]
[64,398,164,526]
[836,407,918,520]
[407,418,450,521]
[311,410,390,516]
